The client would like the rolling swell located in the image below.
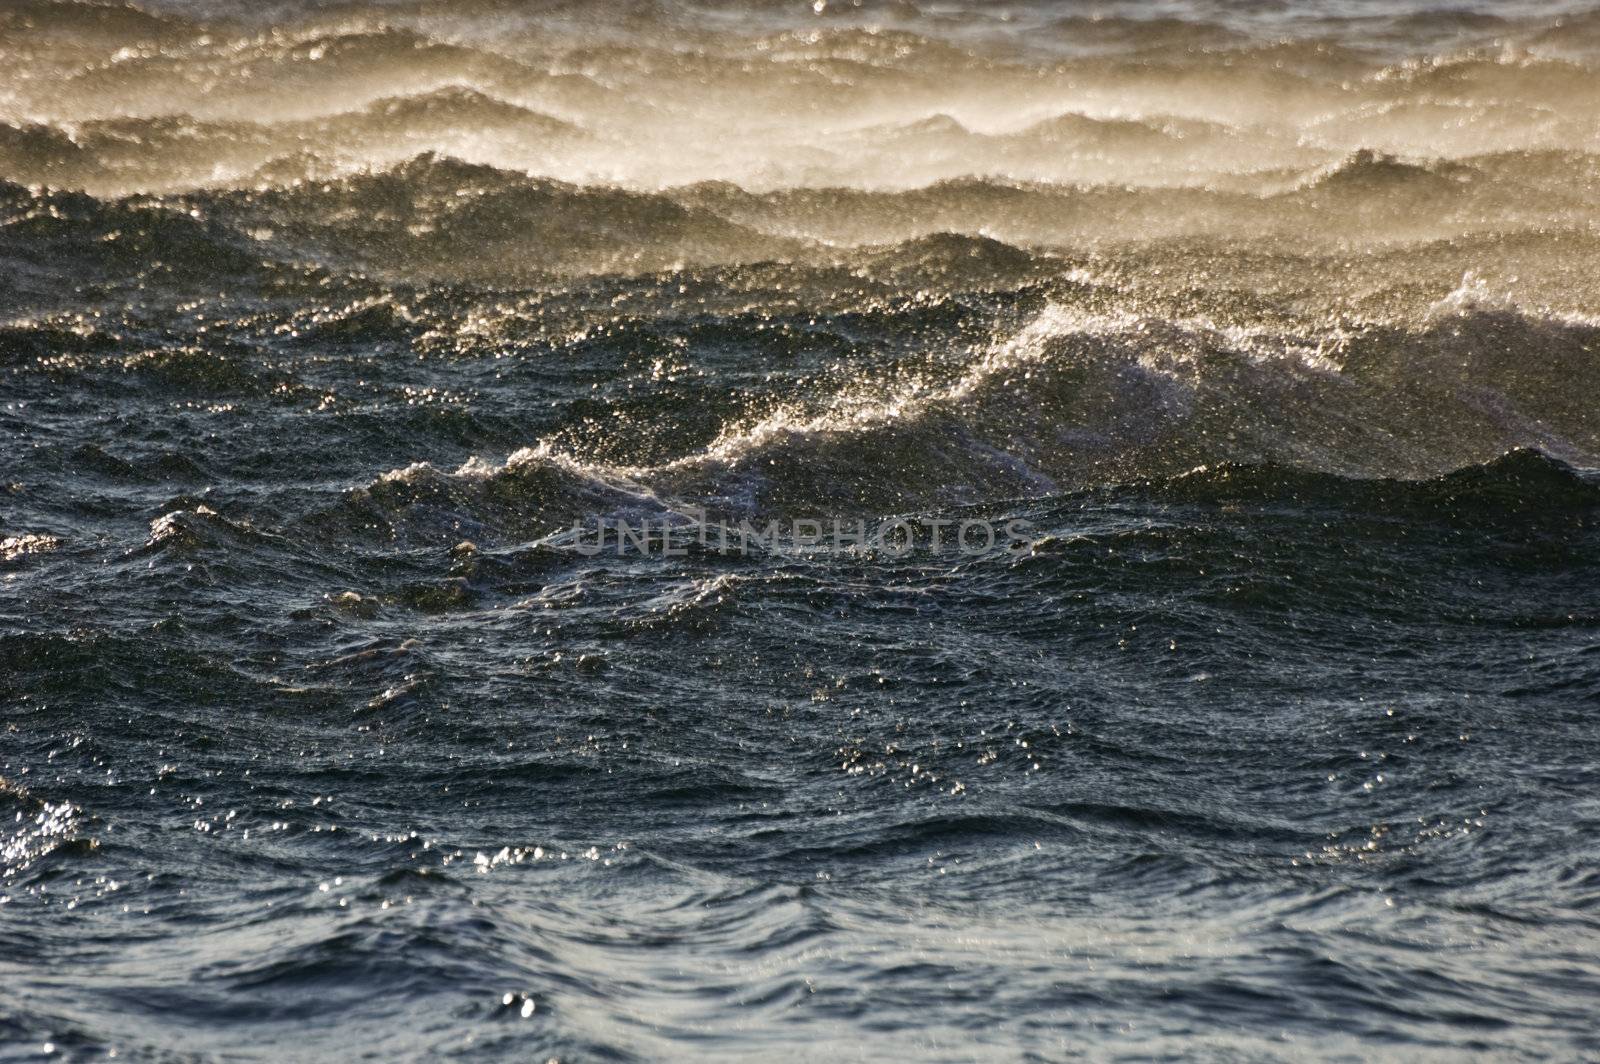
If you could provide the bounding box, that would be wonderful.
[272,288,1600,552]
[558,299,1600,518]
[1145,448,1600,522]
[8,147,1600,286]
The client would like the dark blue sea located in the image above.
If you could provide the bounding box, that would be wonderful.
[4,0,1600,1059]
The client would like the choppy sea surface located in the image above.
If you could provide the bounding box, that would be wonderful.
[5,0,1600,1059]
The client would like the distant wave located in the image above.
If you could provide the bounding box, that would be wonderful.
[7,1,1600,195]
[1290,149,1473,195]
[0,87,593,193]
[9,144,1600,288]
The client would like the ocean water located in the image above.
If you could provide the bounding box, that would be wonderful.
[4,0,1600,1059]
